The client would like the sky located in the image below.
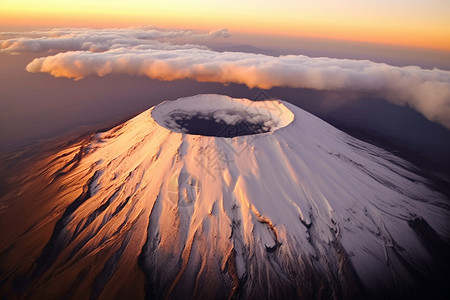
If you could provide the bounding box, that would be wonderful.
[1,0,450,50]
[1,0,450,169]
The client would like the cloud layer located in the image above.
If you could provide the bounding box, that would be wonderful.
[0,27,229,53]
[2,27,450,129]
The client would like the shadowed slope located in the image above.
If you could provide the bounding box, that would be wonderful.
[0,95,448,299]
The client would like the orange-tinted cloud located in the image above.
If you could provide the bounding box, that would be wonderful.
[26,49,450,129]
[3,27,450,129]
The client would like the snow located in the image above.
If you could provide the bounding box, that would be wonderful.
[2,94,448,299]
[152,94,294,135]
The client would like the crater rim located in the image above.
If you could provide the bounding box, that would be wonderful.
[151,94,295,138]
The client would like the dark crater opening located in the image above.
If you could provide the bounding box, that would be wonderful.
[167,111,272,138]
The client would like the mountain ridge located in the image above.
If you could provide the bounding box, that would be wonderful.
[0,94,448,299]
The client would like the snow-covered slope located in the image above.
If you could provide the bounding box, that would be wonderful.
[1,94,449,299]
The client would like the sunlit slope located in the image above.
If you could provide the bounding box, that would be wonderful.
[0,94,448,299]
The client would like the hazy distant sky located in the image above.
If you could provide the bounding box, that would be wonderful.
[1,0,449,50]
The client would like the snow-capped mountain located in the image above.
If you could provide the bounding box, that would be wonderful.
[0,94,448,299]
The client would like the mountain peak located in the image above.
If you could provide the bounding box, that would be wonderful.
[1,94,448,299]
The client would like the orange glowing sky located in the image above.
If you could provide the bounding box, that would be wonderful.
[1,0,450,50]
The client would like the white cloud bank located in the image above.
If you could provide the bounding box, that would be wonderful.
[0,27,230,53]
[2,27,450,129]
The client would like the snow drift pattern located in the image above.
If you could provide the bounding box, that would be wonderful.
[0,95,448,299]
